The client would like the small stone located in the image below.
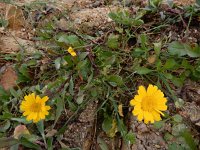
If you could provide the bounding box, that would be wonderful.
[137,123,148,133]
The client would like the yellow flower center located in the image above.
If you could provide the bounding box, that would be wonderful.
[141,96,155,111]
[31,102,42,112]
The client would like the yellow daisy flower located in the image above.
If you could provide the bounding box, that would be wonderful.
[130,84,167,124]
[20,93,51,123]
[67,47,77,57]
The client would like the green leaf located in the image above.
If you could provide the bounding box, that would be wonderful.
[19,137,42,150]
[78,52,89,60]
[185,43,200,57]
[19,64,30,79]
[55,97,64,124]
[108,11,143,26]
[153,42,162,56]
[0,86,10,101]
[102,116,113,133]
[58,34,81,47]
[171,76,184,87]
[168,143,184,150]
[172,124,186,136]
[0,112,13,120]
[69,76,74,96]
[135,67,153,75]
[168,42,200,57]
[172,114,183,123]
[9,88,20,98]
[124,131,135,144]
[106,55,116,65]
[0,120,10,132]
[107,34,119,49]
[175,98,184,108]
[27,59,37,66]
[168,41,187,56]
[76,59,88,70]
[47,137,53,150]
[97,137,109,150]
[11,118,31,124]
[153,121,165,129]
[116,118,127,136]
[180,130,197,150]
[139,34,148,49]
[163,59,176,69]
[106,75,123,86]
[164,132,173,141]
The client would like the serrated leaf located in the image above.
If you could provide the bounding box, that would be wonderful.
[153,121,165,129]
[175,98,184,108]
[172,114,183,123]
[172,124,186,136]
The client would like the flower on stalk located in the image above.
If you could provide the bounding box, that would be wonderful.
[67,46,77,56]
[130,84,167,124]
[20,93,51,123]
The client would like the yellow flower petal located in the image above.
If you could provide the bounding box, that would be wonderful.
[42,96,49,103]
[157,105,167,111]
[152,110,161,121]
[137,111,144,121]
[130,99,140,106]
[67,47,77,57]
[133,108,142,116]
[130,84,167,124]
[147,84,158,96]
[138,86,146,96]
[20,93,50,123]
